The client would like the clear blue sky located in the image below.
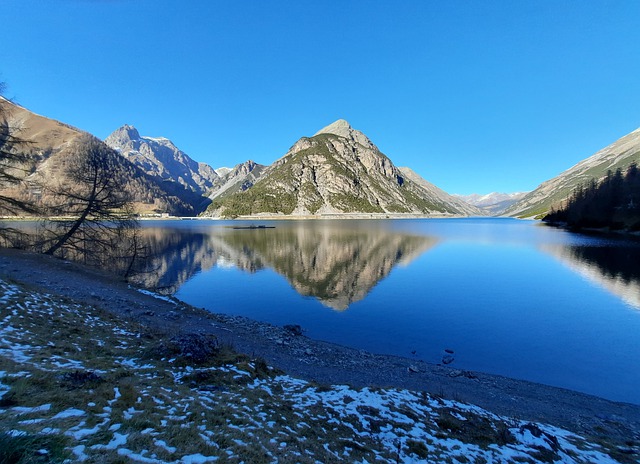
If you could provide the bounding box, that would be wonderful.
[3,1,640,195]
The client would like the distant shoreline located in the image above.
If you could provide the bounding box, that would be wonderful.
[542,219,640,239]
[1,213,479,222]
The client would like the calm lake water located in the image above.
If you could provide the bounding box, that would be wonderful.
[131,218,640,404]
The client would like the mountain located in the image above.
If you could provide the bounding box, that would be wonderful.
[204,119,477,218]
[105,125,219,195]
[455,192,528,216]
[208,160,267,200]
[398,167,484,216]
[0,99,204,216]
[505,128,640,218]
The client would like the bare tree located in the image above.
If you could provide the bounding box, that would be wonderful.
[41,134,140,266]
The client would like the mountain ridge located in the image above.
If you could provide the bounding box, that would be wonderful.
[455,192,528,216]
[105,124,219,196]
[2,100,511,219]
[204,120,477,218]
[207,160,266,201]
[506,127,640,218]
[0,99,205,216]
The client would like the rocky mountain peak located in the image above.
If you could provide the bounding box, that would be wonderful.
[104,124,141,151]
[234,160,257,175]
[121,124,140,140]
[314,119,351,136]
[104,125,219,195]
[313,119,377,150]
[207,159,266,201]
[206,120,479,218]
[115,124,140,140]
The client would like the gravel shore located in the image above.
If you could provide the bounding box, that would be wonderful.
[1,247,639,448]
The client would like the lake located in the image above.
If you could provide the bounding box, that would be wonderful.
[130,218,640,404]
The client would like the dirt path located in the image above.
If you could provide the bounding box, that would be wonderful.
[1,247,639,448]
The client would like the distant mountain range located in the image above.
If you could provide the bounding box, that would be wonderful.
[1,99,476,218]
[0,98,204,216]
[204,119,482,217]
[3,97,638,220]
[455,192,528,216]
[505,128,640,218]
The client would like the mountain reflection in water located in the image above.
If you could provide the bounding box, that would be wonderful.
[16,217,639,403]
[130,222,437,310]
[541,243,640,309]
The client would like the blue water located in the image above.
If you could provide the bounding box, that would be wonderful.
[138,218,640,404]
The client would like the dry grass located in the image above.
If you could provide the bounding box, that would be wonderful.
[0,278,631,463]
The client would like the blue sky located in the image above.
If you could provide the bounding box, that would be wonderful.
[2,1,640,195]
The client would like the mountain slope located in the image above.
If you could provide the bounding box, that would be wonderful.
[207,160,266,200]
[105,125,219,195]
[506,128,640,218]
[0,99,204,216]
[205,120,473,217]
[398,167,484,216]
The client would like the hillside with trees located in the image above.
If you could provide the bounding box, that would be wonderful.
[543,163,640,231]
[506,127,640,219]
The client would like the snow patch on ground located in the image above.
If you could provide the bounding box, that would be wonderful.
[0,277,630,463]
[52,408,86,420]
[136,288,177,304]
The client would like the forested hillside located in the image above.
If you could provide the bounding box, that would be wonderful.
[543,164,640,231]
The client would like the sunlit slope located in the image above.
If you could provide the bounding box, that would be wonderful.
[0,98,206,215]
[205,120,479,217]
[505,127,640,218]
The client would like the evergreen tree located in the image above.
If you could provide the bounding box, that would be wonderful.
[544,162,640,231]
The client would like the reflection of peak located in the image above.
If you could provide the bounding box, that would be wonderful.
[217,225,438,310]
[540,244,640,309]
[128,224,438,310]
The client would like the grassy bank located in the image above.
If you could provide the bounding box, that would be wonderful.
[0,277,633,463]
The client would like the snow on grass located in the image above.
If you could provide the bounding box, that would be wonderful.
[136,288,177,304]
[12,404,52,414]
[0,277,632,463]
[66,420,108,440]
[52,408,86,420]
[91,432,128,450]
[0,334,32,363]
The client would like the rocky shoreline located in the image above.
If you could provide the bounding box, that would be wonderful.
[1,247,639,449]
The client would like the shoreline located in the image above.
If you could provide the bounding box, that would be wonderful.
[1,247,639,445]
[2,213,477,221]
[542,219,640,239]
